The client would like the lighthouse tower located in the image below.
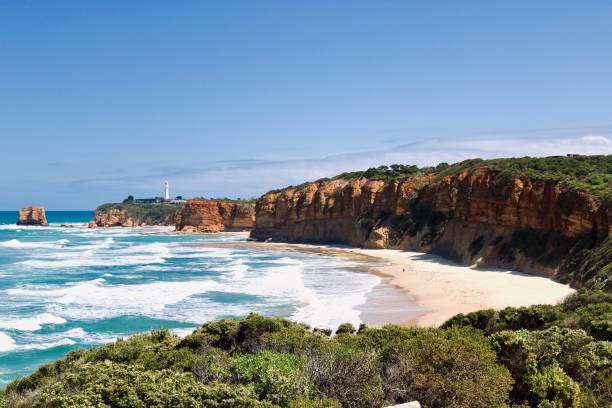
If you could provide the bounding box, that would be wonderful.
[164,182,170,200]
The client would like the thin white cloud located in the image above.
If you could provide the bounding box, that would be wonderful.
[70,133,612,201]
[580,135,611,146]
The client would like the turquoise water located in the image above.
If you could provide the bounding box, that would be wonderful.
[0,211,381,386]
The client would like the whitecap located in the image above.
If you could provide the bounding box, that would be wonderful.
[9,279,222,320]
[0,332,16,352]
[0,239,68,250]
[214,258,249,279]
[19,254,166,268]
[17,338,76,351]
[0,313,66,331]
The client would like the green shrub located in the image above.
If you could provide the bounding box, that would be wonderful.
[381,328,513,408]
[230,352,319,407]
[33,362,270,408]
[527,364,581,408]
[288,398,341,408]
[334,323,356,335]
[491,327,607,407]
[444,290,612,341]
[181,318,240,351]
[2,307,611,408]
[304,344,384,408]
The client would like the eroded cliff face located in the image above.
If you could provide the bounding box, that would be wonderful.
[175,200,255,233]
[90,205,178,227]
[91,208,139,227]
[251,168,611,288]
[17,207,48,226]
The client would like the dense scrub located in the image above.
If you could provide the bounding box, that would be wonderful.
[190,198,257,204]
[437,154,612,200]
[321,155,612,200]
[2,293,611,408]
[444,290,612,406]
[96,202,182,225]
[443,290,612,341]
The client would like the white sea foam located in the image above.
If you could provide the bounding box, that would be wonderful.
[2,223,381,336]
[0,332,16,352]
[0,313,66,331]
[118,242,172,255]
[215,258,249,279]
[0,239,69,249]
[17,338,76,351]
[9,279,223,320]
[61,328,88,339]
[20,254,166,268]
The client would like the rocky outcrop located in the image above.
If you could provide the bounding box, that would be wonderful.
[175,200,255,233]
[250,168,611,289]
[90,204,180,227]
[17,207,48,226]
[90,207,139,227]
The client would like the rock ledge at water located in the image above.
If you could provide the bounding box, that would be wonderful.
[17,206,48,226]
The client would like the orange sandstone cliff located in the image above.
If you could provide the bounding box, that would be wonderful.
[17,206,49,226]
[175,200,255,232]
[250,168,611,289]
[90,205,179,227]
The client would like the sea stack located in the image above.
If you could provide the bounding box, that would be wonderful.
[17,206,49,226]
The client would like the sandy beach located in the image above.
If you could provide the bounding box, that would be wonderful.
[233,241,576,327]
[351,248,575,326]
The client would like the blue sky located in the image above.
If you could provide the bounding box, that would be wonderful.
[1,1,611,210]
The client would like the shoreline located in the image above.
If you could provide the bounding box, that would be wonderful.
[232,241,576,327]
[85,229,577,328]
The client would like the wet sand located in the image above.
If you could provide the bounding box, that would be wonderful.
[192,236,575,328]
[238,241,575,327]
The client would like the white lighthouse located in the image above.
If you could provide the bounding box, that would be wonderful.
[164,182,170,200]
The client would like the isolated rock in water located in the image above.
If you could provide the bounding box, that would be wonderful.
[17,207,48,226]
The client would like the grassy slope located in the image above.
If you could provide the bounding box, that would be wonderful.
[1,291,610,408]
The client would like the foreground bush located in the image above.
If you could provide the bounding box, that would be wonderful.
[443,290,612,341]
[1,297,610,407]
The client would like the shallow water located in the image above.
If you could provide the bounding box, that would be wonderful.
[0,211,383,386]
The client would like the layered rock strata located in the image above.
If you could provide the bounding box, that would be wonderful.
[90,205,178,227]
[17,207,48,226]
[175,200,255,233]
[250,168,611,289]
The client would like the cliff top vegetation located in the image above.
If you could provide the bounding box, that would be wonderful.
[96,202,181,225]
[283,155,611,201]
[190,197,257,204]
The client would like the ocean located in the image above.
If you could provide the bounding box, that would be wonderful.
[0,211,382,387]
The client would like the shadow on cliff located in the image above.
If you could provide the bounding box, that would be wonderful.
[407,251,547,279]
